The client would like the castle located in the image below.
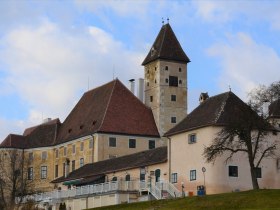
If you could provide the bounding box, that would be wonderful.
[0,23,279,210]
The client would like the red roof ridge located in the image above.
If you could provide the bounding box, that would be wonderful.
[97,79,118,131]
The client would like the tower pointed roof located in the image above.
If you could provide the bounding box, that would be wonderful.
[142,23,190,65]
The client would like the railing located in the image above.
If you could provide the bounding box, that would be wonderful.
[17,181,137,204]
[17,180,183,204]
[156,181,182,198]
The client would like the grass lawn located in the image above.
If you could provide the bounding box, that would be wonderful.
[87,190,280,210]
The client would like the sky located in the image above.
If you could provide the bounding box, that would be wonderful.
[0,0,280,142]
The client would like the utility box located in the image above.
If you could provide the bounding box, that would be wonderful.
[197,185,206,196]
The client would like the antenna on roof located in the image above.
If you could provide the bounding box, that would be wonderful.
[167,17,169,23]
[88,76,90,91]
[113,64,115,80]
[162,17,164,25]
[229,85,231,92]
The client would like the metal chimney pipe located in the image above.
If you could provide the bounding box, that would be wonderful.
[129,79,135,95]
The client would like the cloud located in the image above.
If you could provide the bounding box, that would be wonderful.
[207,32,280,99]
[193,1,280,30]
[0,20,145,135]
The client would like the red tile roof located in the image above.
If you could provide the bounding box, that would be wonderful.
[52,146,167,184]
[0,79,159,149]
[0,118,60,149]
[56,79,159,144]
[165,91,270,136]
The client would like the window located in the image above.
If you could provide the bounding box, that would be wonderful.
[125,174,131,181]
[149,140,155,149]
[28,167,33,180]
[129,139,136,148]
[112,176,117,181]
[150,96,153,102]
[171,95,176,101]
[171,173,178,183]
[72,160,75,171]
[41,151,47,160]
[277,159,280,169]
[89,138,94,149]
[55,149,59,158]
[140,167,145,181]
[165,78,169,83]
[255,167,262,178]
[171,117,176,123]
[63,163,65,177]
[165,66,168,71]
[229,166,238,177]
[72,145,76,154]
[147,82,149,86]
[80,158,84,167]
[155,79,157,84]
[169,76,178,87]
[109,137,116,147]
[28,152,33,162]
[188,134,197,144]
[190,170,196,181]
[55,165,58,178]
[179,80,182,84]
[80,142,84,151]
[64,147,67,156]
[179,67,182,72]
[41,166,47,179]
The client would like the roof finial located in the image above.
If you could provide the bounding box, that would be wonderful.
[229,85,231,92]
[162,17,164,25]
[167,17,169,23]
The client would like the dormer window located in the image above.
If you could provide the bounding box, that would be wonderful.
[151,47,155,56]
[68,129,72,133]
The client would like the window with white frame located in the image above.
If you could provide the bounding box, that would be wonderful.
[41,151,47,161]
[171,173,178,183]
[41,166,47,179]
[72,145,76,154]
[228,166,238,177]
[28,152,33,162]
[55,165,58,178]
[89,138,94,149]
[55,149,59,158]
[254,167,262,178]
[129,139,136,148]
[80,142,84,151]
[190,170,196,181]
[149,140,155,149]
[188,133,197,144]
[109,137,116,147]
[80,158,84,167]
[28,167,33,180]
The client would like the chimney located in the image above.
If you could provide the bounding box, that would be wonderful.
[199,92,209,104]
[138,78,144,103]
[129,79,135,95]
[43,118,52,124]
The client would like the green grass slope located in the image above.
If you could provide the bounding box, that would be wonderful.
[88,190,280,210]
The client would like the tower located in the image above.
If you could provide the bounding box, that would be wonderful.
[142,23,190,136]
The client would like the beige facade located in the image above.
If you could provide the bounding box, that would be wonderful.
[169,126,280,194]
[144,60,187,136]
[22,133,162,192]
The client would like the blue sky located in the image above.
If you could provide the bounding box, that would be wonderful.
[0,0,280,141]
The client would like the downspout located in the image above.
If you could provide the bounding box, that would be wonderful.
[90,134,94,163]
[167,137,171,183]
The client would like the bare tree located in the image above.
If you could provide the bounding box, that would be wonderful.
[204,86,279,190]
[0,149,35,210]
